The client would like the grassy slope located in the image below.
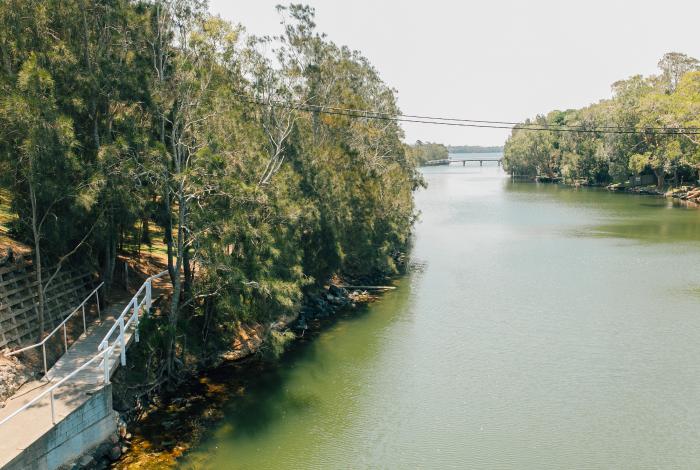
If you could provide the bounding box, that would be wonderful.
[0,188,169,264]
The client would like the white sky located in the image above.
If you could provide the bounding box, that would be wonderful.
[209,0,700,146]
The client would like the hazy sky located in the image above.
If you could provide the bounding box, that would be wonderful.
[209,0,700,146]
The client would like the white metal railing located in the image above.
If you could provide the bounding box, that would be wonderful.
[0,347,113,426]
[0,271,168,428]
[4,283,105,375]
[97,271,167,368]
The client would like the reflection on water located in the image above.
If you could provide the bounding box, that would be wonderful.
[131,159,700,469]
[503,181,700,243]
[178,287,415,469]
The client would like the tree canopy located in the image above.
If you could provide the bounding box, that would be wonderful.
[0,1,421,372]
[406,141,449,165]
[503,53,700,189]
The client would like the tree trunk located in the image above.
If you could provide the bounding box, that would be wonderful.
[182,202,192,298]
[166,184,185,378]
[92,103,100,150]
[102,239,111,293]
[141,216,151,245]
[29,184,45,340]
[102,227,117,295]
[655,168,665,191]
[164,187,175,281]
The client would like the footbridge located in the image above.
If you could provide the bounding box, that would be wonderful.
[0,271,167,469]
[424,158,503,167]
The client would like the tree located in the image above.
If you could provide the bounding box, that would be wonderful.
[405,142,449,165]
[667,71,700,180]
[0,3,104,337]
[658,52,700,93]
[504,53,700,189]
[0,1,422,374]
[503,116,558,178]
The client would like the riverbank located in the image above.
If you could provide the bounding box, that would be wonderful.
[68,280,392,469]
[606,184,700,206]
[88,165,700,469]
[534,178,700,207]
[607,183,700,206]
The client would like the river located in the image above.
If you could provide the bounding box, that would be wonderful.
[168,154,700,468]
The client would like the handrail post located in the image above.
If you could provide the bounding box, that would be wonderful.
[146,280,152,312]
[42,343,47,376]
[103,347,110,384]
[82,304,87,336]
[63,323,68,352]
[119,316,126,366]
[50,390,56,425]
[134,297,140,343]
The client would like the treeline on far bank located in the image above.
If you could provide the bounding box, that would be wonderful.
[406,141,449,165]
[406,141,504,166]
[0,1,423,376]
[503,53,700,189]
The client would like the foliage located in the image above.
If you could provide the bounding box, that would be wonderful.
[406,141,449,165]
[0,1,420,373]
[503,53,700,189]
[266,329,297,358]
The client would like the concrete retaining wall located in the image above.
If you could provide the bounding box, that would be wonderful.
[3,385,117,470]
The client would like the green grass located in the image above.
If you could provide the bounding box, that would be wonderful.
[0,188,170,261]
[0,188,30,254]
[119,220,170,263]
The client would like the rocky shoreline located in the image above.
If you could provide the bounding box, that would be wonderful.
[606,183,700,204]
[66,282,386,469]
[664,186,700,204]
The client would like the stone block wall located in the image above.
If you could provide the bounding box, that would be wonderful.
[0,261,95,349]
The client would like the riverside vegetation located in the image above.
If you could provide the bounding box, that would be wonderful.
[502,53,700,200]
[0,0,422,396]
[405,141,449,165]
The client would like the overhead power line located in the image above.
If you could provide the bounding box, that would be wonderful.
[240,96,700,136]
[274,101,700,131]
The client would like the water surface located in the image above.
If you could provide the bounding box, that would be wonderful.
[181,158,700,469]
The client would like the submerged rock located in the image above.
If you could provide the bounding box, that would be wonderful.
[78,454,95,468]
[108,446,122,461]
[95,442,112,458]
[328,284,347,297]
[118,418,128,438]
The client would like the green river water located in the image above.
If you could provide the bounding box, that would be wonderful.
[175,156,700,469]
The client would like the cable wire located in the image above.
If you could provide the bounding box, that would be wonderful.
[241,96,700,135]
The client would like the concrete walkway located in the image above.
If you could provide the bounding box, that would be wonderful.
[0,295,137,468]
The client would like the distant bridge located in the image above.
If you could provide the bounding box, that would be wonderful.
[424,158,502,167]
